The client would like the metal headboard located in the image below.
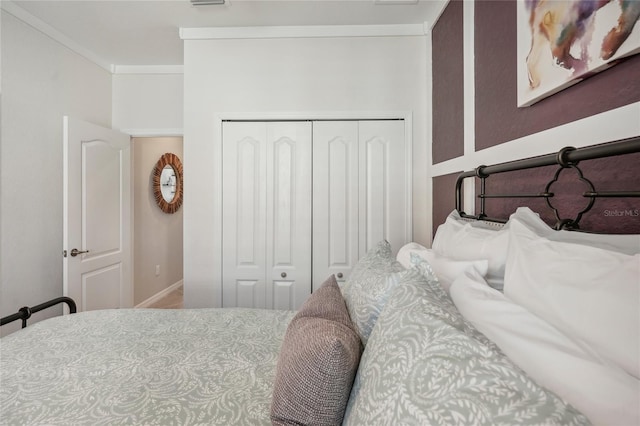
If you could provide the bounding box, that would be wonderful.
[455,136,640,230]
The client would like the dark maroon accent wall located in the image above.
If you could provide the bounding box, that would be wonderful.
[432,0,464,164]
[432,172,462,237]
[430,1,639,238]
[474,0,640,151]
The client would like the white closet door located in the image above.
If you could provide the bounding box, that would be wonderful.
[359,120,406,256]
[312,121,360,288]
[222,121,312,309]
[266,122,312,310]
[222,122,268,308]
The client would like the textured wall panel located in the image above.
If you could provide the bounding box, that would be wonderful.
[432,0,464,164]
[432,172,462,238]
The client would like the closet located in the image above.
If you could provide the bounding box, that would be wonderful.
[222,119,408,310]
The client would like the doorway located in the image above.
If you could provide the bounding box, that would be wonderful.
[132,136,184,307]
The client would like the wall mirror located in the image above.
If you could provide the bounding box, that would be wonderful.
[153,153,183,214]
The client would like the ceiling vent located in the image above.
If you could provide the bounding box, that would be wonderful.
[190,0,226,6]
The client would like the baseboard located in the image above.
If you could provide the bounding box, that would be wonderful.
[135,280,183,308]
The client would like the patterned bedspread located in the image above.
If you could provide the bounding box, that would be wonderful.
[0,308,295,425]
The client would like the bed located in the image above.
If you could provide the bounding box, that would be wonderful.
[1,137,638,425]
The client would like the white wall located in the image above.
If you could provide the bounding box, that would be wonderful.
[0,11,112,334]
[183,35,429,308]
[132,137,184,306]
[112,72,184,133]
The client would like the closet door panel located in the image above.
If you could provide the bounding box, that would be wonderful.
[222,122,267,308]
[266,122,312,310]
[222,119,408,308]
[272,280,295,311]
[236,280,261,308]
[312,121,359,289]
[359,120,407,256]
[329,142,349,263]
[363,137,386,247]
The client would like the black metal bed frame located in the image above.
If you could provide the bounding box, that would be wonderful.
[455,136,640,230]
[0,297,77,329]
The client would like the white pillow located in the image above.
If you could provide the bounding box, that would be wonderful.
[396,242,426,269]
[504,207,640,378]
[432,210,509,290]
[450,267,640,426]
[397,243,489,293]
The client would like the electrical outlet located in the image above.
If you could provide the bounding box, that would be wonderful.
[155,265,160,276]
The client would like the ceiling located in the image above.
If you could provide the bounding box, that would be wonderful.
[7,0,446,67]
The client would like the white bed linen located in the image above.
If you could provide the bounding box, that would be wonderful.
[504,207,640,378]
[432,210,509,290]
[450,267,640,426]
[396,242,488,293]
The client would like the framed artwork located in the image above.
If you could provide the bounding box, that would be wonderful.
[517,0,640,107]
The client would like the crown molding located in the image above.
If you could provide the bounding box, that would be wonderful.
[1,0,114,73]
[180,24,427,40]
[426,0,450,31]
[113,65,184,75]
[4,2,427,72]
[121,128,184,137]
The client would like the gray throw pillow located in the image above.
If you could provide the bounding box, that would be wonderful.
[342,266,588,425]
[341,240,405,345]
[271,275,362,426]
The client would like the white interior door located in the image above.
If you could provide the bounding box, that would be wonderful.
[63,116,132,312]
[312,121,360,289]
[222,121,312,310]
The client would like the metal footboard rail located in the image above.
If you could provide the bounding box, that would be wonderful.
[1,297,77,329]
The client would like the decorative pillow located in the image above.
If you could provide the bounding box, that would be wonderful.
[294,274,353,325]
[432,210,509,290]
[341,240,405,345]
[271,275,362,426]
[504,207,640,379]
[398,243,489,293]
[343,264,589,425]
[451,267,639,426]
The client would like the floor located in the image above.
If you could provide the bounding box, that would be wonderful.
[145,285,184,309]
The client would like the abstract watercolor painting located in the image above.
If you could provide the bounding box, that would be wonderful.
[517,0,640,107]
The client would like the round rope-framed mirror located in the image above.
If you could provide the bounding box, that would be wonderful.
[153,153,183,214]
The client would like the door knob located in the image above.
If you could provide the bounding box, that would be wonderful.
[281,272,287,278]
[337,272,343,279]
[70,248,90,257]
